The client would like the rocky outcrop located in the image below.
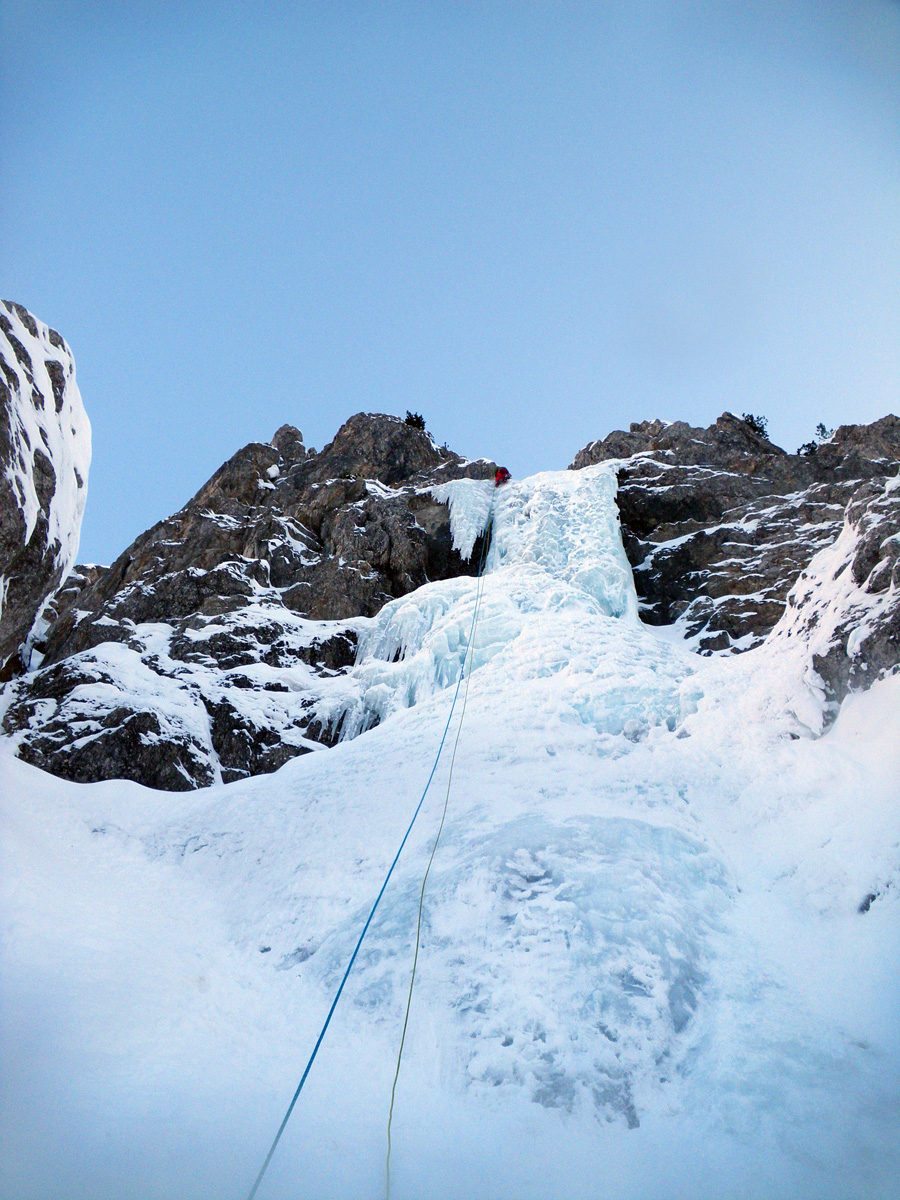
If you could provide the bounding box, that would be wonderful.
[571,413,900,665]
[2,413,495,789]
[0,301,90,678]
[4,389,897,793]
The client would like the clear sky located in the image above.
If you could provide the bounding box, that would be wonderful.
[2,1,898,565]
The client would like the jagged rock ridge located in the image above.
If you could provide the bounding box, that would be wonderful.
[2,412,496,790]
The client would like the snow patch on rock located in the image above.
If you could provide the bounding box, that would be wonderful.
[0,301,90,669]
[0,300,90,575]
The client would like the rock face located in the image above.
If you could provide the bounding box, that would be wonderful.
[571,413,900,671]
[0,301,90,678]
[2,413,495,789]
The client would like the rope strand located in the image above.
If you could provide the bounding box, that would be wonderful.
[385,510,493,1200]
[244,498,495,1200]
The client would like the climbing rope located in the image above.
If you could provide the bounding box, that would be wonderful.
[385,510,493,1200]
[244,497,495,1200]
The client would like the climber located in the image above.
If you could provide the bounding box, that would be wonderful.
[495,467,511,487]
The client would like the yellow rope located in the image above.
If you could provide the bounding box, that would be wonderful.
[385,526,492,1200]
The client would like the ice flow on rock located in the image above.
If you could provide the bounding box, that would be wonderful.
[302,466,716,1127]
[336,466,687,742]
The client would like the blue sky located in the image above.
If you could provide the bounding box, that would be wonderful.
[2,1,898,565]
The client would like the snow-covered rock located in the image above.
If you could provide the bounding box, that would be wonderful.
[2,414,495,788]
[771,471,900,710]
[3,310,899,1197]
[4,396,899,792]
[0,300,90,676]
[572,412,900,655]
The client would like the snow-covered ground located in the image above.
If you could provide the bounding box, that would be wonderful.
[2,465,899,1200]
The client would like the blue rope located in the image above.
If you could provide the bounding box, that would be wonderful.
[245,505,494,1200]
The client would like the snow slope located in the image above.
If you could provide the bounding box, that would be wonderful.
[2,465,899,1200]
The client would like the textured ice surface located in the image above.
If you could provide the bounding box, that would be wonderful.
[2,464,899,1200]
[485,466,638,620]
[338,466,674,738]
[341,814,730,1127]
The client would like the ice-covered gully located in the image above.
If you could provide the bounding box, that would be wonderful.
[315,466,719,1126]
[2,367,899,1196]
[234,462,899,1173]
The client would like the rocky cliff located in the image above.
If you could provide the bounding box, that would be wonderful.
[572,413,900,668]
[1,308,897,793]
[2,411,495,789]
[0,300,90,678]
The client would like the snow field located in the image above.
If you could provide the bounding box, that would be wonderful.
[2,464,899,1199]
